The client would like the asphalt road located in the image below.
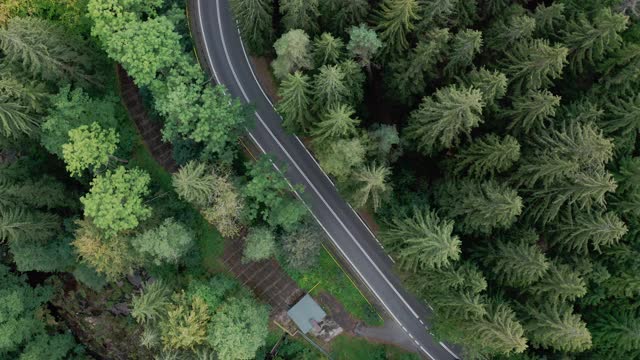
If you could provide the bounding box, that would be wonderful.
[190,1,460,358]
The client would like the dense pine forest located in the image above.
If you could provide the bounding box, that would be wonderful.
[230,0,640,359]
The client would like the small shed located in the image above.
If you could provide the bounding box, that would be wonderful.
[287,294,327,334]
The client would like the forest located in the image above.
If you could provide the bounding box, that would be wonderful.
[231,0,640,359]
[0,0,638,359]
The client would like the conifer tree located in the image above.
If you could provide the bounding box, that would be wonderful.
[526,170,617,224]
[452,134,520,178]
[467,302,528,355]
[563,8,628,73]
[351,163,392,212]
[602,93,640,139]
[0,208,60,243]
[590,307,640,354]
[312,65,348,109]
[312,33,344,66]
[0,100,39,140]
[505,90,561,134]
[533,3,565,35]
[271,30,312,80]
[315,138,365,181]
[504,39,568,93]
[405,85,484,154]
[600,43,640,91]
[347,24,383,72]
[0,176,74,211]
[311,104,359,144]
[529,263,586,303]
[436,179,522,235]
[375,0,420,58]
[0,17,96,85]
[386,28,450,104]
[487,14,536,52]
[515,122,614,189]
[552,211,627,254]
[319,0,369,35]
[381,208,461,270]
[172,161,217,209]
[464,67,508,105]
[276,71,314,133]
[417,0,456,30]
[131,280,171,325]
[279,0,319,34]
[229,0,274,55]
[524,302,592,352]
[339,60,366,106]
[444,29,482,75]
[486,235,550,288]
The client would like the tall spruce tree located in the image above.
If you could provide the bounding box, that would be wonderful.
[435,179,522,235]
[452,134,520,178]
[312,64,348,109]
[381,208,461,270]
[276,71,314,133]
[444,29,482,75]
[375,0,420,59]
[504,39,568,93]
[229,0,274,55]
[485,234,550,288]
[318,0,369,35]
[505,90,561,134]
[351,163,392,212]
[524,302,592,352]
[311,104,360,144]
[279,0,319,34]
[487,14,536,52]
[405,84,484,154]
[312,33,344,66]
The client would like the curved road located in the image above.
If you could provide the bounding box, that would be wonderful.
[190,1,459,359]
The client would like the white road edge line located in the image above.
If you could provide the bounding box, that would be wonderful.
[195,2,444,359]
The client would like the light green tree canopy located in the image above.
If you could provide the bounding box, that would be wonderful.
[131,218,194,266]
[242,226,276,263]
[80,166,151,237]
[62,122,119,176]
[271,29,313,80]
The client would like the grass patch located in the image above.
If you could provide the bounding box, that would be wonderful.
[285,247,383,326]
[130,140,225,274]
[330,335,420,360]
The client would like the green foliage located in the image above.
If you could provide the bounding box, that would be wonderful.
[243,157,307,231]
[590,307,640,356]
[524,302,592,352]
[467,302,527,355]
[271,30,312,80]
[242,226,276,263]
[386,28,450,104]
[487,14,536,52]
[563,8,628,73]
[347,24,383,69]
[0,17,96,85]
[311,104,360,144]
[0,264,80,359]
[279,0,319,34]
[351,163,392,212]
[9,235,74,272]
[375,0,420,58]
[72,218,136,281]
[533,3,565,35]
[229,0,273,55]
[484,233,549,288]
[504,39,568,93]
[444,29,482,75]
[281,222,322,271]
[405,85,484,155]
[452,134,520,178]
[277,71,314,133]
[315,137,365,181]
[131,280,172,325]
[207,296,269,360]
[187,275,239,312]
[551,211,627,254]
[41,86,119,158]
[72,263,107,291]
[382,208,461,270]
[313,33,344,66]
[160,292,210,351]
[62,122,119,176]
[80,166,151,237]
[0,207,60,243]
[436,179,522,235]
[464,67,507,105]
[367,124,401,164]
[172,161,217,208]
[319,0,368,35]
[505,90,561,134]
[313,64,348,109]
[529,263,587,304]
[132,218,194,266]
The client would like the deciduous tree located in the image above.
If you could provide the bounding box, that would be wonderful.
[132,218,194,266]
[62,122,120,176]
[271,30,313,80]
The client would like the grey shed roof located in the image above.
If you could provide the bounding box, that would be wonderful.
[287,294,327,334]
